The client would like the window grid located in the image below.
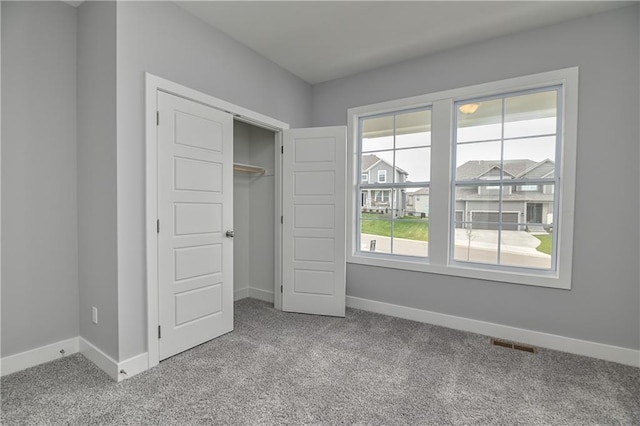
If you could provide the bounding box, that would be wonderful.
[451,85,562,271]
[357,107,432,258]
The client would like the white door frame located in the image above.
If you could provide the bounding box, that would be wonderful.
[145,73,289,368]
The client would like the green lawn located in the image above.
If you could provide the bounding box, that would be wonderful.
[534,234,552,255]
[361,214,429,241]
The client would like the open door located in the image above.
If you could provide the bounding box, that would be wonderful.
[282,126,347,317]
[157,91,234,360]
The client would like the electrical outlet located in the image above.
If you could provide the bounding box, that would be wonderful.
[92,307,98,324]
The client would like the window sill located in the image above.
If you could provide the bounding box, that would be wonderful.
[347,252,571,290]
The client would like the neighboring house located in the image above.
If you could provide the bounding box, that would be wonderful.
[455,159,555,231]
[361,154,409,216]
[407,187,430,217]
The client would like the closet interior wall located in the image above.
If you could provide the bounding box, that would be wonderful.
[233,121,277,303]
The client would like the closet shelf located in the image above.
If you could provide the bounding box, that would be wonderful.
[233,162,266,175]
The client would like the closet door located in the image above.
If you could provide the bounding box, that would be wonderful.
[157,92,234,360]
[282,127,347,317]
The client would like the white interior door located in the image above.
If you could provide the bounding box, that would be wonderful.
[282,126,347,317]
[157,91,234,360]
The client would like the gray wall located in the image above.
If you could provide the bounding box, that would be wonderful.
[247,125,276,296]
[313,6,640,350]
[115,1,312,360]
[1,2,79,357]
[77,1,118,360]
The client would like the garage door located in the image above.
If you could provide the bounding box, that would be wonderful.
[471,212,518,230]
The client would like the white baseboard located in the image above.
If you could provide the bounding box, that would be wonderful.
[117,352,149,381]
[234,287,250,301]
[346,296,640,368]
[79,338,149,382]
[249,287,274,303]
[79,337,119,381]
[234,287,274,303]
[1,337,79,376]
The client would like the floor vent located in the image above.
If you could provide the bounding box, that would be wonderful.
[491,338,537,353]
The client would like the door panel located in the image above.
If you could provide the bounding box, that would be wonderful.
[282,127,346,317]
[174,203,221,235]
[294,171,336,195]
[294,270,335,295]
[174,244,222,280]
[175,285,222,325]
[294,205,335,229]
[157,92,233,361]
[174,158,222,192]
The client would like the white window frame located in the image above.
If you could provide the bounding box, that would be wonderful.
[362,172,368,183]
[378,170,387,183]
[347,68,578,289]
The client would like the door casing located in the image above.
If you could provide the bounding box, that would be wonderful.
[145,73,289,368]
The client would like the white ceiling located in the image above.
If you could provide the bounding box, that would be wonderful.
[177,1,633,84]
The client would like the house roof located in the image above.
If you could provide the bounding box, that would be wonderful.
[456,159,554,180]
[455,159,556,202]
[361,154,380,171]
[409,187,430,196]
[516,159,555,179]
[478,165,517,180]
[362,154,408,175]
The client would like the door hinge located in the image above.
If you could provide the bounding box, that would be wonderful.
[156,111,160,126]
[281,285,283,293]
[281,146,284,154]
[280,216,283,224]
[157,219,160,234]
[158,325,161,339]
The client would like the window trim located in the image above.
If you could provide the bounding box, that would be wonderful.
[346,68,578,289]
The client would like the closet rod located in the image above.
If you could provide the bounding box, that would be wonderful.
[233,162,266,175]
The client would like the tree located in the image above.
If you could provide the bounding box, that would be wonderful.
[465,223,477,261]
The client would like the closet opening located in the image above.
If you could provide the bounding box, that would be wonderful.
[232,120,280,309]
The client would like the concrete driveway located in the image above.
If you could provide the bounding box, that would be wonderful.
[361,230,551,269]
[454,229,544,254]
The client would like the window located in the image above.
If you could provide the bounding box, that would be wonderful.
[348,68,578,289]
[453,86,560,270]
[362,173,369,183]
[374,190,390,204]
[357,108,431,257]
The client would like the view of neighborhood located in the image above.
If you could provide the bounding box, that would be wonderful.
[358,90,557,270]
[360,154,554,269]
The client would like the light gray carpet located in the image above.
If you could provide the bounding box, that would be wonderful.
[2,298,639,425]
